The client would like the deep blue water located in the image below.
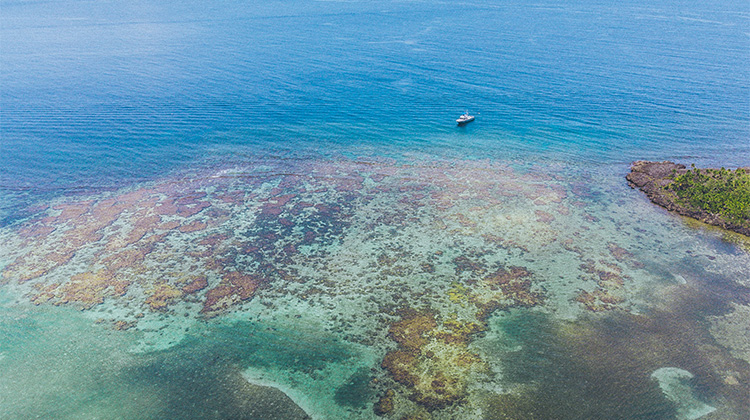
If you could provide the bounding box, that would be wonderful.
[2,0,749,221]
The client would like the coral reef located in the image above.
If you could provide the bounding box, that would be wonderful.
[182,276,209,294]
[382,309,485,411]
[471,266,546,319]
[145,283,184,311]
[57,270,130,310]
[201,272,266,317]
[572,259,630,312]
[373,389,395,416]
[607,242,644,269]
[6,156,742,418]
[574,288,623,312]
[379,262,545,413]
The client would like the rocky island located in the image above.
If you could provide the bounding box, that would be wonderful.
[627,161,750,237]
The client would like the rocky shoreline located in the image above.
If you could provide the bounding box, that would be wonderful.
[627,161,750,237]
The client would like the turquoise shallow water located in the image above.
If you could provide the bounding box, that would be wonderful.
[1,0,749,419]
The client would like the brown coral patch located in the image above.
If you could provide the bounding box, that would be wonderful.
[420,262,435,273]
[176,200,211,218]
[475,300,507,323]
[29,283,60,305]
[260,194,296,216]
[503,282,544,307]
[215,190,246,205]
[535,210,556,223]
[113,320,136,331]
[373,389,396,416]
[377,252,398,267]
[182,276,208,294]
[607,242,632,261]
[408,347,481,411]
[483,266,543,308]
[63,225,105,249]
[154,198,180,216]
[387,310,438,351]
[453,255,486,277]
[112,214,162,249]
[289,201,315,216]
[48,251,75,266]
[482,234,527,251]
[525,184,566,205]
[561,238,585,256]
[382,350,419,387]
[468,266,546,321]
[580,259,628,290]
[455,213,477,228]
[334,174,364,192]
[3,265,48,283]
[145,283,184,311]
[574,288,623,312]
[53,201,92,222]
[201,272,265,317]
[260,205,283,217]
[2,252,70,283]
[597,270,625,288]
[555,204,570,216]
[101,246,152,273]
[116,187,154,206]
[158,220,181,230]
[607,242,645,269]
[437,318,486,345]
[131,213,162,231]
[199,233,230,247]
[18,223,56,239]
[382,309,485,412]
[179,220,208,233]
[57,270,131,309]
[484,266,531,288]
[89,198,128,227]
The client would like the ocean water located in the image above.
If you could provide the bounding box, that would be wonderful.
[1,0,749,419]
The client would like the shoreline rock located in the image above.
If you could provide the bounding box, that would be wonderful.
[626,161,750,237]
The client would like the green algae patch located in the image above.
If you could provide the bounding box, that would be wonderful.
[447,282,470,305]
[627,161,750,237]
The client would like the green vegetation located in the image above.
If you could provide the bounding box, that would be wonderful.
[667,166,750,225]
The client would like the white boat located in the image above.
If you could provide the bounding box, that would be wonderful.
[456,112,475,125]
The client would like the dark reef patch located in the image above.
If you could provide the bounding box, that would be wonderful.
[334,367,374,409]
[486,311,677,419]
[122,335,313,420]
[483,304,750,419]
